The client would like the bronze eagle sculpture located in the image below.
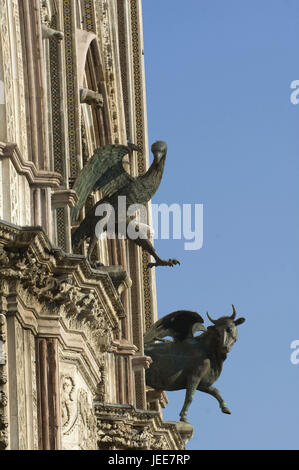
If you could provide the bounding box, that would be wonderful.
[144,305,245,423]
[71,141,180,269]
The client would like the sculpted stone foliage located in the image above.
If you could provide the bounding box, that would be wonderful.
[0,244,114,352]
[95,404,183,450]
[97,420,165,450]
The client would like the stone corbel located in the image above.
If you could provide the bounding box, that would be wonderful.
[51,189,78,209]
[146,387,168,409]
[131,355,153,371]
[170,421,194,447]
[41,24,64,41]
[80,88,104,109]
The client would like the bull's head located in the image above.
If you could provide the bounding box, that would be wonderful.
[206,304,245,354]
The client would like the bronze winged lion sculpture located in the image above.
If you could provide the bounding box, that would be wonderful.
[144,305,245,423]
[71,141,180,269]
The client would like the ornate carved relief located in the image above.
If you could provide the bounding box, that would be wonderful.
[15,320,27,449]
[60,374,97,450]
[0,313,8,450]
[40,0,52,26]
[0,244,114,353]
[0,0,28,159]
[95,403,185,450]
[29,331,39,450]
[94,1,121,144]
[0,0,15,143]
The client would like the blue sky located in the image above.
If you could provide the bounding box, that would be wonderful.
[142,0,299,450]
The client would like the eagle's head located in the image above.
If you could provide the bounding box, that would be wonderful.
[151,141,167,162]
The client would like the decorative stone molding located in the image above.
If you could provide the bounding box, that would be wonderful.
[94,1,122,144]
[172,421,194,447]
[40,0,52,26]
[0,0,28,159]
[98,265,132,295]
[0,221,127,349]
[146,388,168,409]
[0,142,62,188]
[0,313,8,450]
[95,403,187,450]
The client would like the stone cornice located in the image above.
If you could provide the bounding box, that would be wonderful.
[0,142,62,188]
[0,221,127,355]
[94,402,187,450]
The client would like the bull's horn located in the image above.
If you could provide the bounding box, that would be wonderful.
[231,304,237,320]
[206,312,216,324]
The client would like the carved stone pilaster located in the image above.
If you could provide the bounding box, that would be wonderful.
[0,313,8,450]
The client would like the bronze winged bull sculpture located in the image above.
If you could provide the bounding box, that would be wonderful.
[144,305,245,423]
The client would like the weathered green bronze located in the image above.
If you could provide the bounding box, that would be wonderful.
[145,305,245,423]
[71,141,180,269]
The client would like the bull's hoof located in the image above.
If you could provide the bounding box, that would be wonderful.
[221,406,231,414]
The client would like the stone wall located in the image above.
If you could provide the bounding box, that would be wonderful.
[0,0,191,450]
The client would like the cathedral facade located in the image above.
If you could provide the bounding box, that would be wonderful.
[0,0,192,450]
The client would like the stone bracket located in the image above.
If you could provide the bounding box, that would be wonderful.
[52,189,78,209]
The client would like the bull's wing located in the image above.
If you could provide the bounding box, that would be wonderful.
[144,310,205,344]
[71,144,134,222]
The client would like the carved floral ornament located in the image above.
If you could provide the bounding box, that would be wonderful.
[94,404,185,451]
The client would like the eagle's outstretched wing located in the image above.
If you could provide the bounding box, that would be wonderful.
[144,310,206,344]
[71,144,134,222]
